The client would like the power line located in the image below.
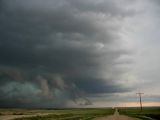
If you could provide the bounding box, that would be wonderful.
[136,92,144,111]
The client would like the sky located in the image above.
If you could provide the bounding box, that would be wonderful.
[0,0,160,108]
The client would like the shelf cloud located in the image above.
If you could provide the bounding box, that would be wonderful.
[0,0,160,107]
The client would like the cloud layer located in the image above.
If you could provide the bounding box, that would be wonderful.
[0,0,159,107]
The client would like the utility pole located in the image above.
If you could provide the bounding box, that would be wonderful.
[136,92,144,111]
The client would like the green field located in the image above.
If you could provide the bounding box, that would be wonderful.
[0,108,114,120]
[0,107,160,120]
[118,107,160,120]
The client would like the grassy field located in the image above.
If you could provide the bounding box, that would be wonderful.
[118,107,160,120]
[0,108,114,120]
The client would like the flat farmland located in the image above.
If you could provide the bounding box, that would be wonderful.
[0,108,114,120]
[0,107,159,120]
[118,107,160,120]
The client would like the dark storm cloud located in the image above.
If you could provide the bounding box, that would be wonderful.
[0,0,134,107]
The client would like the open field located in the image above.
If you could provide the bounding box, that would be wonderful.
[0,107,159,120]
[118,107,160,120]
[0,108,114,120]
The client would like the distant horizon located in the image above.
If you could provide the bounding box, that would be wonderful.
[0,102,160,109]
[0,106,160,109]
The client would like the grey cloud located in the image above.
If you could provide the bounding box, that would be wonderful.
[0,0,134,107]
[68,0,135,17]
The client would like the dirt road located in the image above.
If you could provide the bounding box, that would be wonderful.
[94,109,141,120]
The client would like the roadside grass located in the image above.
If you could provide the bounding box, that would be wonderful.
[8,108,114,120]
[118,107,160,120]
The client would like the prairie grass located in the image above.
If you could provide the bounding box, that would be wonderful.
[7,108,114,120]
[118,107,160,120]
